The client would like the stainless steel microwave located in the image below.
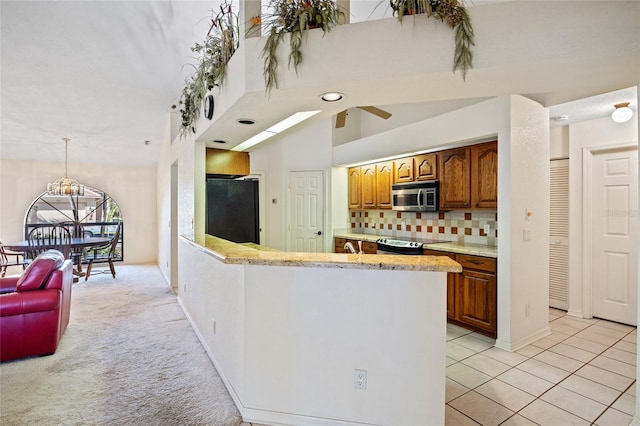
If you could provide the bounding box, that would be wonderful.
[392,180,440,212]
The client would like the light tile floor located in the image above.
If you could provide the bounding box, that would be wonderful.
[446,309,637,425]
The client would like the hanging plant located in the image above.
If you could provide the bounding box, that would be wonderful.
[252,0,345,95]
[389,0,474,80]
[179,0,239,137]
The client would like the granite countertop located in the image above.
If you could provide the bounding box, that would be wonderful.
[333,231,497,259]
[182,234,462,273]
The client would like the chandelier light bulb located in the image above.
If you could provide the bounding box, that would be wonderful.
[612,102,633,123]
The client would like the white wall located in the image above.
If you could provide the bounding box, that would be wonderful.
[249,116,334,251]
[550,126,570,160]
[567,114,639,318]
[495,95,551,351]
[0,159,157,264]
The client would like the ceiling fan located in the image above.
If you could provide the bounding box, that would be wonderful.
[335,106,392,128]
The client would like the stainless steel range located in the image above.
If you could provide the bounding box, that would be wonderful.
[376,238,445,255]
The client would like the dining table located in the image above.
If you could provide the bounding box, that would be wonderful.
[2,237,111,279]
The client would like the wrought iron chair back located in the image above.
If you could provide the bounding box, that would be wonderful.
[84,222,122,281]
[27,224,72,260]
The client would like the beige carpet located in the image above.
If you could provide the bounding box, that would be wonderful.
[0,265,242,426]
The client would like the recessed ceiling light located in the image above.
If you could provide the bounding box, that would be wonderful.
[144,140,151,145]
[237,118,256,125]
[550,115,568,122]
[320,92,344,102]
[213,140,226,144]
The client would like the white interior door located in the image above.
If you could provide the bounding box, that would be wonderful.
[289,170,324,253]
[550,159,569,310]
[591,146,638,325]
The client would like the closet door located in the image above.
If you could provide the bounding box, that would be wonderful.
[549,159,569,310]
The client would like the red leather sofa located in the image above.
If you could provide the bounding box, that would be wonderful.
[0,250,73,362]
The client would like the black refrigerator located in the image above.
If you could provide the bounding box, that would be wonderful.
[206,178,260,244]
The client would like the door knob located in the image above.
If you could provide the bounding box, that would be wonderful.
[316,231,322,235]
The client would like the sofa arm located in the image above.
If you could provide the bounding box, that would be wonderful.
[0,277,19,294]
[0,289,61,317]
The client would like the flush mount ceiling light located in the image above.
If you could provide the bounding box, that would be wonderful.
[550,115,568,122]
[612,102,633,123]
[47,138,85,196]
[320,92,344,102]
[213,140,227,144]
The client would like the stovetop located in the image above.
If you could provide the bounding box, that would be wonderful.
[376,237,449,249]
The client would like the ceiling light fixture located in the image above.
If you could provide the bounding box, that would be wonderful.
[47,138,85,196]
[612,102,633,123]
[232,111,321,152]
[320,92,344,102]
[550,115,568,122]
[237,118,256,125]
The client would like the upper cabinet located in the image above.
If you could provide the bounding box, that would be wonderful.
[471,142,498,209]
[393,158,414,183]
[348,141,497,211]
[414,153,438,181]
[376,162,393,209]
[206,148,249,177]
[348,167,361,209]
[361,165,377,209]
[439,147,471,209]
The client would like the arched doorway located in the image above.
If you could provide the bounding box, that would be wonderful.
[24,185,124,265]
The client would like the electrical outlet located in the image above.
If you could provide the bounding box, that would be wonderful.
[183,282,187,292]
[354,369,367,390]
[525,304,530,317]
[483,224,491,235]
[212,317,216,333]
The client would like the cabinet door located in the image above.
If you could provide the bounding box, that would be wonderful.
[439,147,471,209]
[456,268,497,336]
[334,237,346,253]
[424,249,456,319]
[348,167,361,209]
[376,162,393,209]
[393,158,414,183]
[414,153,438,181]
[471,142,498,209]
[362,241,377,254]
[361,165,377,209]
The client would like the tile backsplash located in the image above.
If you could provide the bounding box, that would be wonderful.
[350,210,497,246]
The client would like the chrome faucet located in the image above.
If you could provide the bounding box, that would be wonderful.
[344,242,357,254]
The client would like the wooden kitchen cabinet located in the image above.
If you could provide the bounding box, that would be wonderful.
[413,153,438,181]
[375,162,393,209]
[471,141,498,209]
[361,165,377,208]
[456,254,497,337]
[334,237,377,254]
[393,158,414,183]
[439,147,471,209]
[424,249,497,338]
[424,249,456,319]
[348,167,361,209]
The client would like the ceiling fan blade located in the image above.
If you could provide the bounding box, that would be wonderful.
[335,110,347,128]
[357,106,392,120]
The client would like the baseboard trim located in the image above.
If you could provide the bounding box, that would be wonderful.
[494,326,551,352]
[241,407,378,426]
[176,297,245,415]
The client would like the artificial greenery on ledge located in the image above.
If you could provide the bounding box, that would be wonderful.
[179,1,239,136]
[251,0,345,95]
[389,0,474,80]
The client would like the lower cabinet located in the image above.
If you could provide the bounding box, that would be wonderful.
[334,237,377,254]
[424,250,497,338]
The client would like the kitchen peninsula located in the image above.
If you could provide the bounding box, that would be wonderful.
[179,234,461,426]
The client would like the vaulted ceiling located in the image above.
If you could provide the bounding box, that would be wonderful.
[1,1,638,168]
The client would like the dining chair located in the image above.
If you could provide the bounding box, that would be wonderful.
[84,222,121,281]
[27,225,72,261]
[0,242,27,277]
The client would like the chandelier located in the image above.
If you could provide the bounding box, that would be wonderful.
[47,138,85,196]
